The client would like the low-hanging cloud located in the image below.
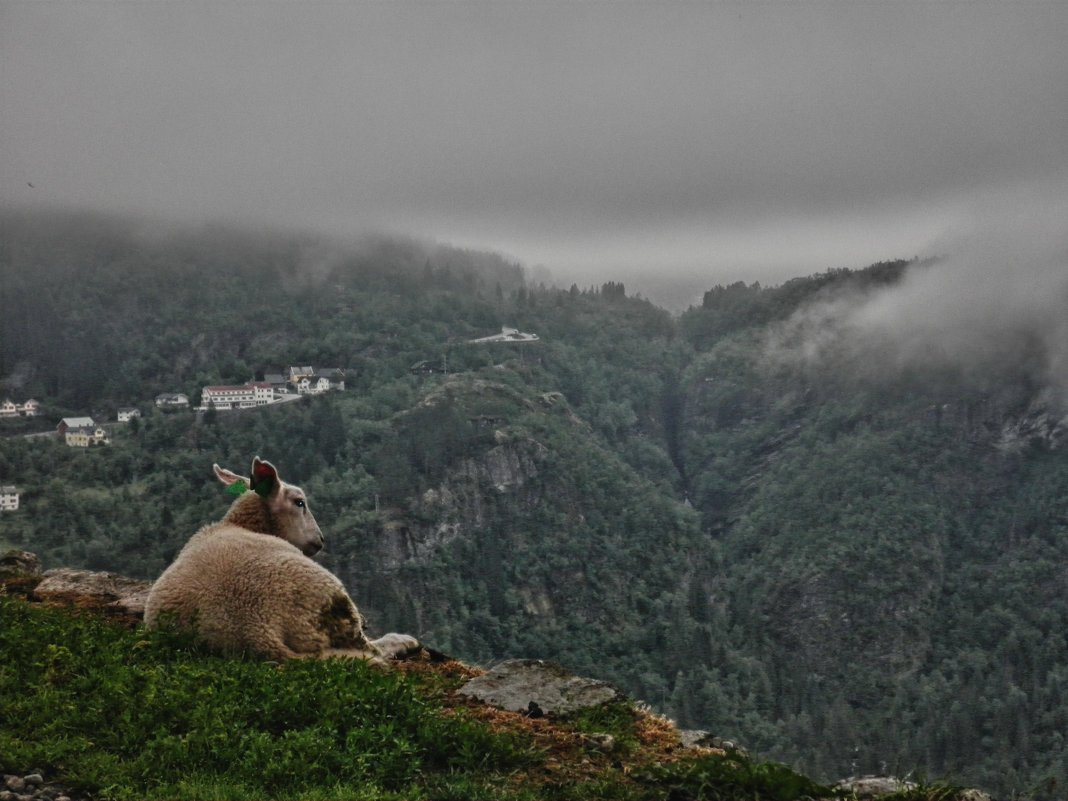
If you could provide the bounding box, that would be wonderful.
[766,182,1068,400]
[3,3,1067,292]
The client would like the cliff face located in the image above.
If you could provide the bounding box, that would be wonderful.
[378,437,550,571]
[327,378,706,708]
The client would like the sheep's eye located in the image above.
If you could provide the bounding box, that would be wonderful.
[294,499,306,509]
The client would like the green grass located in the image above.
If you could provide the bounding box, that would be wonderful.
[0,595,533,800]
[1,594,972,800]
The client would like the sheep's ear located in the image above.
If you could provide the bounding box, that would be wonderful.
[249,457,280,499]
[214,464,248,490]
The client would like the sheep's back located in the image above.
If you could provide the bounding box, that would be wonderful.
[145,523,349,658]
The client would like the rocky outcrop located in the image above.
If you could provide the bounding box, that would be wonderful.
[994,392,1068,453]
[930,387,1068,453]
[835,775,917,798]
[677,729,749,757]
[0,550,42,581]
[2,772,77,801]
[834,775,991,801]
[33,569,151,625]
[378,436,549,570]
[459,658,626,717]
[1,549,150,627]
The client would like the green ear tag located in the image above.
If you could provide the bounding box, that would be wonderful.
[252,480,272,499]
[227,482,248,496]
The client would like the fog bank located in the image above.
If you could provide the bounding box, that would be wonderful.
[767,182,1068,398]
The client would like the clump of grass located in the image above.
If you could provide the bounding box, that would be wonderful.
[559,700,644,752]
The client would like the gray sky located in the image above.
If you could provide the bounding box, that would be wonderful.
[3,1,1067,307]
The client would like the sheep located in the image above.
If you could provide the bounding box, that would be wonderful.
[144,456,419,663]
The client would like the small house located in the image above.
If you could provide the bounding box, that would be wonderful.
[155,393,190,408]
[1,399,39,417]
[316,368,346,391]
[287,366,315,384]
[0,486,18,512]
[65,425,110,447]
[264,373,290,394]
[466,326,540,344]
[57,417,95,436]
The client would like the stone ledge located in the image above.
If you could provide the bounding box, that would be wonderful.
[459,658,626,716]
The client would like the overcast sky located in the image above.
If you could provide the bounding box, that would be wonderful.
[3,1,1067,307]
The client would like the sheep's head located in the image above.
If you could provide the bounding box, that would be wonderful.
[213,457,324,556]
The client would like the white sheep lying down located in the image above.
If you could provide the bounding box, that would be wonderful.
[145,457,419,663]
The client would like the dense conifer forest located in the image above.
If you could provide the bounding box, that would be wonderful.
[2,209,1067,798]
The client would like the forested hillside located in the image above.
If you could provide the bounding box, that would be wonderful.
[2,210,1066,798]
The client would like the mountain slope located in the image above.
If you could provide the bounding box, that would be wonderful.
[2,211,1067,798]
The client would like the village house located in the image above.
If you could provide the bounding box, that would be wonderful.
[196,367,348,411]
[117,407,141,422]
[293,368,345,395]
[466,326,540,344]
[65,425,110,447]
[1,399,40,417]
[316,368,345,391]
[263,373,291,394]
[155,393,190,409]
[57,417,95,436]
[287,366,315,384]
[0,486,19,512]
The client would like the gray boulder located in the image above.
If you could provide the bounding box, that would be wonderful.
[0,550,42,581]
[34,568,152,618]
[459,658,625,716]
[835,776,916,798]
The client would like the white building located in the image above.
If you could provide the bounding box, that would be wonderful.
[117,407,141,422]
[286,367,345,394]
[0,486,18,512]
[466,326,540,344]
[202,382,274,410]
[1,399,40,417]
[155,393,190,408]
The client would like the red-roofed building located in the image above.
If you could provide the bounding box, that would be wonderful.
[202,382,274,410]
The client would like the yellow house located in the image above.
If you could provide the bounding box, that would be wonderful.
[65,425,111,447]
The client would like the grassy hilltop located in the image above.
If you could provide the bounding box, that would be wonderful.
[1,590,867,801]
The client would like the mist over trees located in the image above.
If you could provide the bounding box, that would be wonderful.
[2,210,1067,798]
